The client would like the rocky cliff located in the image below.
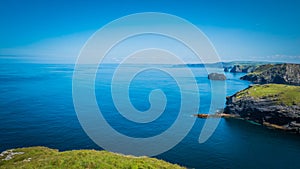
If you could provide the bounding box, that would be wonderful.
[229,65,256,73]
[224,84,300,133]
[241,63,300,85]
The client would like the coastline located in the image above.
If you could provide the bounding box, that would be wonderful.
[222,63,300,134]
[195,63,300,134]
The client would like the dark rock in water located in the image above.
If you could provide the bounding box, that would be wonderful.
[224,84,300,133]
[241,63,300,85]
[208,73,226,80]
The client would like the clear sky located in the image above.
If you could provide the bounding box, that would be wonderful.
[0,0,300,63]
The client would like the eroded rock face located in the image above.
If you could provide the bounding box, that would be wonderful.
[224,87,300,133]
[230,65,243,73]
[229,65,256,73]
[241,64,300,85]
[224,67,231,72]
[208,73,226,80]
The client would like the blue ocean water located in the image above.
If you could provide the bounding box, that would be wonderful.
[0,63,300,169]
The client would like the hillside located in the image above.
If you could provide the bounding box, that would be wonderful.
[240,63,300,85]
[222,61,275,73]
[0,147,185,169]
[224,84,300,133]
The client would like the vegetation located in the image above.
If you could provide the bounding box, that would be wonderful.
[247,64,274,74]
[222,61,274,67]
[236,84,300,106]
[0,147,185,169]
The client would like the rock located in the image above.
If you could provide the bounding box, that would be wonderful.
[244,66,255,73]
[229,65,257,73]
[0,149,24,161]
[208,73,226,80]
[241,63,300,85]
[224,84,300,133]
[194,113,238,118]
[230,65,243,73]
[23,157,32,162]
[224,67,231,72]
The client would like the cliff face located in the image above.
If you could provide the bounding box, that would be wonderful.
[241,64,300,85]
[229,65,256,73]
[224,84,300,133]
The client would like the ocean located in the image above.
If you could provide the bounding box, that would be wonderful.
[0,63,299,169]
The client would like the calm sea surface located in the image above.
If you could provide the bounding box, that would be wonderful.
[0,63,299,169]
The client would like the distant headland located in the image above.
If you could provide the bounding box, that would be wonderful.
[225,63,300,133]
[196,62,300,134]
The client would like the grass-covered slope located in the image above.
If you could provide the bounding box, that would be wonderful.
[236,84,300,106]
[0,147,185,169]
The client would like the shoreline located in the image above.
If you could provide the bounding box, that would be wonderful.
[194,113,300,134]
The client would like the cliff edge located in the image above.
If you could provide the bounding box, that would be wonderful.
[224,84,300,133]
[240,63,300,85]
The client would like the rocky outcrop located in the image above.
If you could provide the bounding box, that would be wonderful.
[224,67,231,72]
[0,150,24,161]
[230,65,242,73]
[241,63,300,85]
[229,65,256,73]
[208,73,226,80]
[224,84,300,133]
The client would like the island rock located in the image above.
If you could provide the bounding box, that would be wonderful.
[208,73,226,80]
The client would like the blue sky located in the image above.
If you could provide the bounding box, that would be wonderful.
[0,0,300,63]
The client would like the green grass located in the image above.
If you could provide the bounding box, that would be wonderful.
[0,147,185,169]
[236,84,300,106]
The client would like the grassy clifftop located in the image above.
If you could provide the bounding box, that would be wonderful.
[225,84,300,133]
[0,147,185,169]
[236,84,300,106]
